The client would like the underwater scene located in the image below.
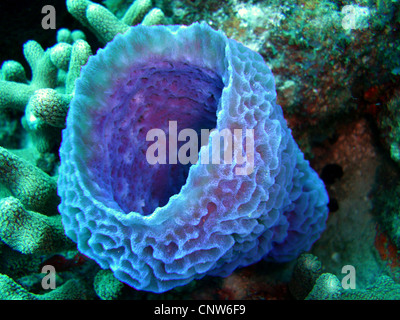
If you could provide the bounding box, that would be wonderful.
[0,0,399,302]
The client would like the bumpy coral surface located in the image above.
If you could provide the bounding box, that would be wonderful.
[0,146,59,214]
[58,23,328,293]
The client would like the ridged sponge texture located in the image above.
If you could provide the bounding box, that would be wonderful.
[58,23,329,293]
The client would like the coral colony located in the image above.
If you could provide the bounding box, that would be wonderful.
[1,0,400,299]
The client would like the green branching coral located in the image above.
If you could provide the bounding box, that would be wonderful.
[50,43,73,72]
[0,147,59,214]
[289,256,341,301]
[0,197,74,255]
[23,37,91,132]
[1,1,164,148]
[0,41,57,112]
[0,274,86,300]
[23,37,92,133]
[66,0,165,44]
[0,245,42,280]
[93,269,125,300]
[14,0,163,148]
[87,2,130,44]
[304,270,400,300]
[305,273,343,300]
[121,0,153,26]
[341,275,400,300]
[0,60,28,83]
[289,253,322,300]
[291,253,400,300]
[26,89,72,129]
[65,39,92,94]
[0,28,92,153]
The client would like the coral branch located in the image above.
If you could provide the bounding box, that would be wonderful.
[0,147,59,214]
[0,197,74,255]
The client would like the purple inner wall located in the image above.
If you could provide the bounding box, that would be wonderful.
[93,61,223,215]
